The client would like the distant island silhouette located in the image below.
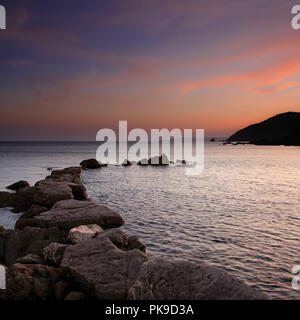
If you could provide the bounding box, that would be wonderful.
[227,112,300,146]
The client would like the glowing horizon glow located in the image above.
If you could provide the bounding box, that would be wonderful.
[0,0,299,140]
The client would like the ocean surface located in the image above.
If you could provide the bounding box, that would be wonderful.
[0,141,299,299]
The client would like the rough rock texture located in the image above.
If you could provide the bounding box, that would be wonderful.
[43,243,69,267]
[128,257,268,300]
[0,263,66,300]
[0,226,66,266]
[61,234,148,299]
[16,254,44,265]
[16,199,124,230]
[80,159,101,169]
[6,180,30,191]
[68,224,103,244]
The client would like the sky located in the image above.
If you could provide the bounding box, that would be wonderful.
[0,0,300,140]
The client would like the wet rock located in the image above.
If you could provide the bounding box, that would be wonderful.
[128,257,268,300]
[122,160,132,166]
[137,154,170,166]
[80,159,101,169]
[6,180,30,191]
[0,263,66,300]
[17,199,124,231]
[16,254,44,265]
[55,281,71,300]
[61,234,148,299]
[64,291,85,301]
[43,242,69,267]
[68,224,103,244]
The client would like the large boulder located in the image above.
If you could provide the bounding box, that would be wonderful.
[16,199,124,231]
[80,159,101,169]
[68,224,103,244]
[128,257,268,300]
[6,180,30,191]
[61,233,148,299]
[0,263,66,300]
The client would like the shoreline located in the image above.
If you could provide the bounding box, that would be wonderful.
[0,162,268,300]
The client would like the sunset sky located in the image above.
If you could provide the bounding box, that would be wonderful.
[0,0,300,140]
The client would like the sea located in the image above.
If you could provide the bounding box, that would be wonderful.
[0,141,299,299]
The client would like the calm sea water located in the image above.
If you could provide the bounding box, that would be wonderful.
[0,141,299,299]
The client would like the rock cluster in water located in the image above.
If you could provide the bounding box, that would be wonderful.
[0,165,268,300]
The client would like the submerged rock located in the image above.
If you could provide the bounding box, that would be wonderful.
[122,159,132,166]
[137,154,170,166]
[80,159,101,169]
[16,199,124,231]
[6,180,30,191]
[68,224,103,244]
[128,257,268,300]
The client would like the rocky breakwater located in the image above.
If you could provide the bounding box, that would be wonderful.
[0,166,268,300]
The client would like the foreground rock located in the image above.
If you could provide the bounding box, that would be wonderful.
[128,257,268,300]
[80,159,101,169]
[61,231,148,299]
[16,199,124,231]
[6,180,30,191]
[68,224,103,244]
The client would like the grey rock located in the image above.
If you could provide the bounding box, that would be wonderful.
[128,257,269,300]
[68,224,103,244]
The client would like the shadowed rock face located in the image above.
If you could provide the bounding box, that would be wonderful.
[61,233,148,300]
[0,166,87,213]
[227,112,300,145]
[0,226,66,266]
[15,199,124,231]
[128,258,268,300]
[6,180,30,191]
